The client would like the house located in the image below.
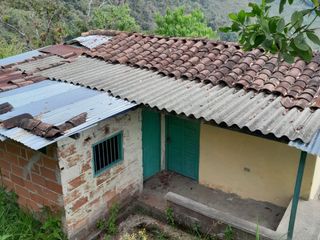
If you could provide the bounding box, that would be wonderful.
[1,30,320,239]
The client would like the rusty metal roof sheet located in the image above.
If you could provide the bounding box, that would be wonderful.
[84,32,320,110]
[39,44,84,58]
[0,80,136,150]
[36,56,320,143]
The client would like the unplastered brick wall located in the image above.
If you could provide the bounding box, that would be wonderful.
[0,140,63,211]
[57,109,143,239]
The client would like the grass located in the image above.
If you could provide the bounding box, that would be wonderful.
[0,187,66,240]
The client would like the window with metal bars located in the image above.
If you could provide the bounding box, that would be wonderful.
[92,132,123,176]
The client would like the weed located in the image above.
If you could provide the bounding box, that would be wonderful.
[165,207,175,226]
[107,203,120,235]
[224,225,234,240]
[96,218,107,231]
[123,228,148,240]
[0,187,66,240]
[104,234,112,240]
[97,203,120,236]
[256,224,260,240]
[192,222,202,238]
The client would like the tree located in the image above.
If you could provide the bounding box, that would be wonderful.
[220,0,320,63]
[154,7,218,39]
[0,38,23,58]
[90,4,140,32]
[0,0,83,50]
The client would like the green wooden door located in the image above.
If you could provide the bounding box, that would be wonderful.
[166,115,200,181]
[142,109,161,180]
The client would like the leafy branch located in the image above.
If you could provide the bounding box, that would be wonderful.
[220,0,320,63]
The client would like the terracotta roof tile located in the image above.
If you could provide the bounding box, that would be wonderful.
[84,31,320,110]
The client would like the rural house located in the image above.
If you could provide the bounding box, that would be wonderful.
[1,30,320,239]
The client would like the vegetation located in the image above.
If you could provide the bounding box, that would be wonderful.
[165,207,175,227]
[1,0,320,59]
[0,187,66,240]
[223,225,234,240]
[91,4,140,32]
[220,0,320,62]
[0,38,24,58]
[155,7,217,39]
[97,202,120,238]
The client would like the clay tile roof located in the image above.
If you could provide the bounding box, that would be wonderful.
[83,31,320,110]
[0,44,85,92]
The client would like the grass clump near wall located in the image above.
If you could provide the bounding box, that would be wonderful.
[0,187,66,240]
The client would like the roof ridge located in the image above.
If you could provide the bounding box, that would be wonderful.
[81,29,242,49]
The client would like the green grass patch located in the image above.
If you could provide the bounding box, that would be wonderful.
[0,187,66,240]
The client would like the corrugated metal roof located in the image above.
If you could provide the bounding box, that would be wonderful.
[34,56,320,143]
[17,55,65,73]
[0,50,42,67]
[69,35,112,49]
[289,131,320,156]
[0,80,136,150]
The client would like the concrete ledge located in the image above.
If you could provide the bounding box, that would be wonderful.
[165,192,284,240]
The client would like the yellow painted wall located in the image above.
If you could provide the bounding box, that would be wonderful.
[310,157,320,199]
[199,123,317,207]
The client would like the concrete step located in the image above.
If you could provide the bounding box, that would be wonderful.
[276,199,320,240]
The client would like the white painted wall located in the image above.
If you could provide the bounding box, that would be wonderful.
[56,109,142,239]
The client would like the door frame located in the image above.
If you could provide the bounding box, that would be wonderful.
[142,108,161,180]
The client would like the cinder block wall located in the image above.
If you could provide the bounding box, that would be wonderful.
[57,109,143,239]
[0,140,63,211]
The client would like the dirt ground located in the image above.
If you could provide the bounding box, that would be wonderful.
[98,214,200,240]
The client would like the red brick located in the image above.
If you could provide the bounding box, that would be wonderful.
[31,173,46,187]
[68,175,85,190]
[30,192,47,205]
[0,169,10,178]
[1,178,14,190]
[42,156,58,170]
[0,141,5,149]
[20,148,27,159]
[6,142,20,155]
[71,196,88,211]
[15,184,30,198]
[18,157,28,167]
[40,167,56,181]
[25,181,43,195]
[103,190,116,202]
[31,164,40,174]
[4,152,19,166]
[11,164,23,176]
[27,199,41,212]
[42,188,61,203]
[45,180,62,194]
[81,161,91,172]
[65,189,81,204]
[11,173,25,187]
[17,195,28,207]
[0,159,11,171]
[59,144,76,159]
[88,197,100,208]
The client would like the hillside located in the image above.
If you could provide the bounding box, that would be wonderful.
[0,0,319,57]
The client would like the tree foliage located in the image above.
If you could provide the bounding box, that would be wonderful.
[155,7,218,39]
[0,38,24,59]
[91,4,140,32]
[220,0,320,63]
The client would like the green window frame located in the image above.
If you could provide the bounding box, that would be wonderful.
[92,131,123,176]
